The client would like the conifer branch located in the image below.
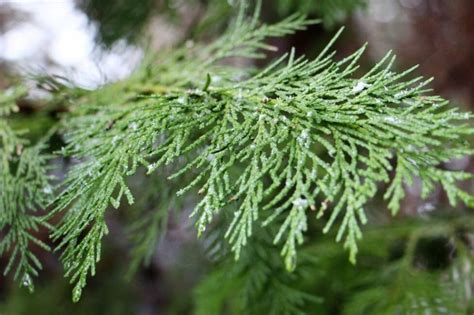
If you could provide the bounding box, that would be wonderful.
[0,87,53,292]
[44,8,474,301]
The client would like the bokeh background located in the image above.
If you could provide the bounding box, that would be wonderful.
[0,1,473,314]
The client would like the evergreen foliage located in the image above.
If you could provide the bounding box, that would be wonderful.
[194,218,474,315]
[1,1,473,311]
[0,87,53,292]
[276,0,366,26]
[194,227,321,315]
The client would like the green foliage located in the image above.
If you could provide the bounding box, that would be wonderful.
[42,4,474,303]
[321,219,474,315]
[194,218,474,315]
[47,10,316,302]
[1,2,473,313]
[276,0,366,26]
[0,87,53,292]
[194,227,321,315]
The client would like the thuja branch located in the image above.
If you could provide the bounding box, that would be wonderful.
[45,13,474,302]
[0,86,54,292]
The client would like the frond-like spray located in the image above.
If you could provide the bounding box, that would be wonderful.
[47,8,474,301]
[0,87,53,292]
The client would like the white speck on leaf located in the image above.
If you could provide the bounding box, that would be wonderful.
[292,198,308,208]
[297,129,310,148]
[177,96,186,104]
[147,163,156,173]
[43,186,52,194]
[352,81,370,93]
[384,116,400,124]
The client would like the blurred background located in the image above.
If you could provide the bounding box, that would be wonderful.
[0,0,473,314]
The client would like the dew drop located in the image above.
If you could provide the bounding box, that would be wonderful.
[292,198,308,208]
[236,89,243,100]
[21,274,33,292]
[297,129,310,148]
[177,96,186,104]
[111,135,120,145]
[129,122,138,131]
[43,186,53,194]
[383,116,400,124]
[352,81,370,93]
[394,90,408,99]
[22,274,31,287]
[147,163,156,173]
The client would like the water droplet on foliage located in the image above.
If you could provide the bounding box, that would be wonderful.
[22,274,31,286]
[43,186,53,194]
[199,225,206,234]
[383,116,400,124]
[112,135,120,145]
[352,81,370,93]
[177,97,186,104]
[236,89,243,100]
[21,274,33,292]
[147,163,156,173]
[297,129,310,148]
[394,90,408,99]
[292,198,308,208]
